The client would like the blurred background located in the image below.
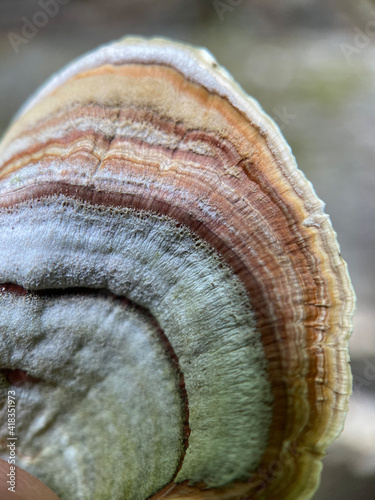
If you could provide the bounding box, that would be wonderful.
[0,0,374,498]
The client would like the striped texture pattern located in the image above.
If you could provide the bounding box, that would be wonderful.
[0,38,355,499]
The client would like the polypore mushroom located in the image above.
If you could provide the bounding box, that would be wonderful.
[0,37,355,500]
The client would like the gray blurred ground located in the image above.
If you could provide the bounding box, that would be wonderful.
[0,0,374,498]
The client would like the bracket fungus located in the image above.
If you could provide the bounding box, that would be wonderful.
[0,37,355,500]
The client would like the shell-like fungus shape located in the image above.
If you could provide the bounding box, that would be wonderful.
[0,37,355,500]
